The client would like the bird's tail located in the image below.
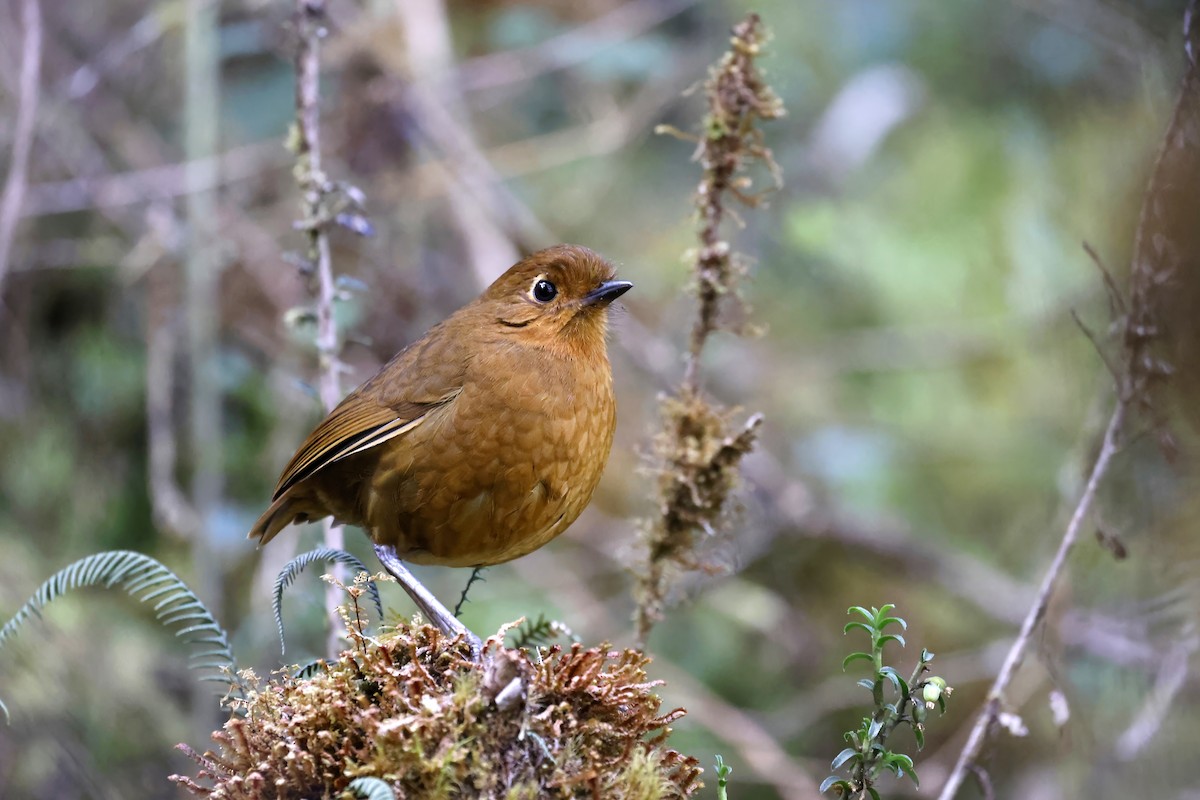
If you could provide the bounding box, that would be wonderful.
[248,495,304,546]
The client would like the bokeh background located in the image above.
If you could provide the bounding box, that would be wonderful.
[1,0,1198,798]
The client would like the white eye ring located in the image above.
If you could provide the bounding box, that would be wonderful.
[529,275,558,303]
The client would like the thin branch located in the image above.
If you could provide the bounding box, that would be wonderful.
[0,0,42,311]
[1069,308,1121,386]
[292,0,341,415]
[936,401,1127,800]
[292,0,347,659]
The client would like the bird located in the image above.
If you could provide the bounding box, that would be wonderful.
[250,244,631,653]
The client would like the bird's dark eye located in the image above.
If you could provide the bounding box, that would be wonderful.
[531,278,557,303]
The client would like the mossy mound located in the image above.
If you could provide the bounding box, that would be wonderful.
[172,621,702,799]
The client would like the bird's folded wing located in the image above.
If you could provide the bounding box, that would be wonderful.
[271,394,453,500]
[272,320,472,501]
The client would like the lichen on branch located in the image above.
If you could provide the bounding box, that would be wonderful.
[634,13,785,645]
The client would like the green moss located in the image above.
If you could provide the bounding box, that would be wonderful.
[173,620,701,799]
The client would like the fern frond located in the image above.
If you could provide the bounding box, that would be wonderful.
[0,550,237,720]
[273,547,382,655]
[294,659,327,680]
[348,776,396,800]
[509,613,576,651]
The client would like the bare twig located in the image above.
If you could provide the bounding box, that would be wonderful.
[292,0,342,417]
[0,0,42,312]
[936,402,1127,800]
[940,4,1200,790]
[291,0,347,658]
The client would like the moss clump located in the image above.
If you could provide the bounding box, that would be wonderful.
[171,620,701,799]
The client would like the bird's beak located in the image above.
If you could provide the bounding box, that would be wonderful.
[582,280,633,307]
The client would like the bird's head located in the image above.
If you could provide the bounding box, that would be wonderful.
[479,244,632,353]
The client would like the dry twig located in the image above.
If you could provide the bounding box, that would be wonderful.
[633,14,784,646]
[937,3,1200,794]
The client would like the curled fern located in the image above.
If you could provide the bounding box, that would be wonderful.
[273,547,382,654]
[348,777,396,800]
[0,550,237,719]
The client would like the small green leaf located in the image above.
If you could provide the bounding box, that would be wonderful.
[820,776,852,796]
[879,633,906,649]
[907,765,921,788]
[921,648,934,663]
[831,748,857,770]
[878,667,901,694]
[868,718,883,739]
[913,725,925,749]
[876,603,896,619]
[878,615,907,630]
[844,621,875,637]
[856,678,875,691]
[848,606,875,622]
[842,651,873,670]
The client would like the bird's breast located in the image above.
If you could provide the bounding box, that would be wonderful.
[365,346,616,567]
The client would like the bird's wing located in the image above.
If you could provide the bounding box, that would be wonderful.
[271,325,469,500]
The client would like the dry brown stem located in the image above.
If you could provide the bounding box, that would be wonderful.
[633,13,784,645]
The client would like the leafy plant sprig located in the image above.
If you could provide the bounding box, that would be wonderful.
[821,604,951,799]
[714,754,732,800]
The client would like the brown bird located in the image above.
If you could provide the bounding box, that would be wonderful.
[250,244,630,651]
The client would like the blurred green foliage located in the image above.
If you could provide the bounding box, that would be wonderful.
[1,0,1197,798]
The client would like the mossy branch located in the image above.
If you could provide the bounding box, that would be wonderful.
[634,13,785,646]
[172,619,702,799]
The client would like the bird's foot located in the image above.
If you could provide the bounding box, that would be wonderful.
[373,544,483,661]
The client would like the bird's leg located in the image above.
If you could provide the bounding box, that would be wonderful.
[373,544,483,661]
